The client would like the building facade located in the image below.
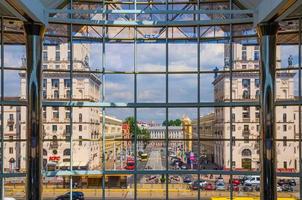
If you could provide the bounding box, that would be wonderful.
[212,44,298,171]
[192,112,215,163]
[147,126,184,150]
[3,43,123,172]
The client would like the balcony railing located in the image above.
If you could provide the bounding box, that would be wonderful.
[7,118,15,124]
[242,118,250,122]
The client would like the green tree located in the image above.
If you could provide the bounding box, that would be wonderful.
[162,119,182,126]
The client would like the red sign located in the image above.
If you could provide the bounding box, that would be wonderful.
[49,156,60,162]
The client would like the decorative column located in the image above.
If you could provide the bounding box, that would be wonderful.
[257,22,279,200]
[24,23,45,200]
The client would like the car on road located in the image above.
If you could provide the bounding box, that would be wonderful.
[190,180,208,190]
[278,178,297,187]
[228,183,239,191]
[204,183,215,190]
[280,184,294,192]
[231,178,241,186]
[55,192,84,200]
[183,176,192,183]
[215,176,224,184]
[242,183,254,192]
[215,182,226,191]
[244,176,260,186]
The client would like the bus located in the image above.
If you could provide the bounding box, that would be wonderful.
[125,157,135,170]
[140,153,148,162]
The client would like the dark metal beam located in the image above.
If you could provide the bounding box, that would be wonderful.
[257,22,279,200]
[24,22,45,200]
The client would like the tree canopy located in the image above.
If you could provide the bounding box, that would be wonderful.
[162,119,182,126]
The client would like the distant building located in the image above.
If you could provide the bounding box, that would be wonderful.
[182,116,192,152]
[192,112,215,163]
[147,126,184,149]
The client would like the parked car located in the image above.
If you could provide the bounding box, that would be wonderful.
[288,179,297,186]
[228,183,239,191]
[190,180,208,190]
[215,182,226,191]
[55,192,84,200]
[238,176,250,185]
[204,183,215,190]
[244,176,260,186]
[231,178,241,186]
[215,177,224,184]
[242,183,254,192]
[281,184,294,192]
[183,176,192,183]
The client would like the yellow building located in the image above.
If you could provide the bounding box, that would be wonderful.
[182,115,192,152]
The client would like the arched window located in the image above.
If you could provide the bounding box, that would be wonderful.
[283,113,287,122]
[242,149,252,157]
[52,135,57,141]
[43,149,47,156]
[242,90,250,99]
[53,90,59,98]
[63,149,71,156]
[79,113,82,122]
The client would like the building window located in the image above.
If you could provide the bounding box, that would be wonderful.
[255,79,260,87]
[53,90,59,98]
[232,136,235,146]
[283,113,287,122]
[242,149,252,157]
[283,136,287,146]
[63,149,71,156]
[232,125,235,131]
[9,114,14,120]
[66,90,71,98]
[68,51,71,61]
[79,136,83,146]
[55,51,60,61]
[64,79,71,88]
[43,79,47,88]
[79,114,82,122]
[254,50,260,61]
[51,79,59,88]
[52,125,57,132]
[55,44,60,51]
[242,46,247,61]
[283,161,287,169]
[42,90,46,98]
[43,51,48,61]
[283,125,287,132]
[79,125,82,132]
[242,79,250,88]
[255,90,260,99]
[242,90,250,99]
[242,64,247,69]
[9,147,13,154]
[9,125,13,131]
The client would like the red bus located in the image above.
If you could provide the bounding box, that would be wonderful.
[125,157,135,170]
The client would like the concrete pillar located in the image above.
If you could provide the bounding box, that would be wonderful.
[24,22,45,200]
[257,22,279,200]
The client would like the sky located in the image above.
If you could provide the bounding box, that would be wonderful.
[2,38,301,124]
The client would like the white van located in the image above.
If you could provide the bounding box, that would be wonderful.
[244,176,260,185]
